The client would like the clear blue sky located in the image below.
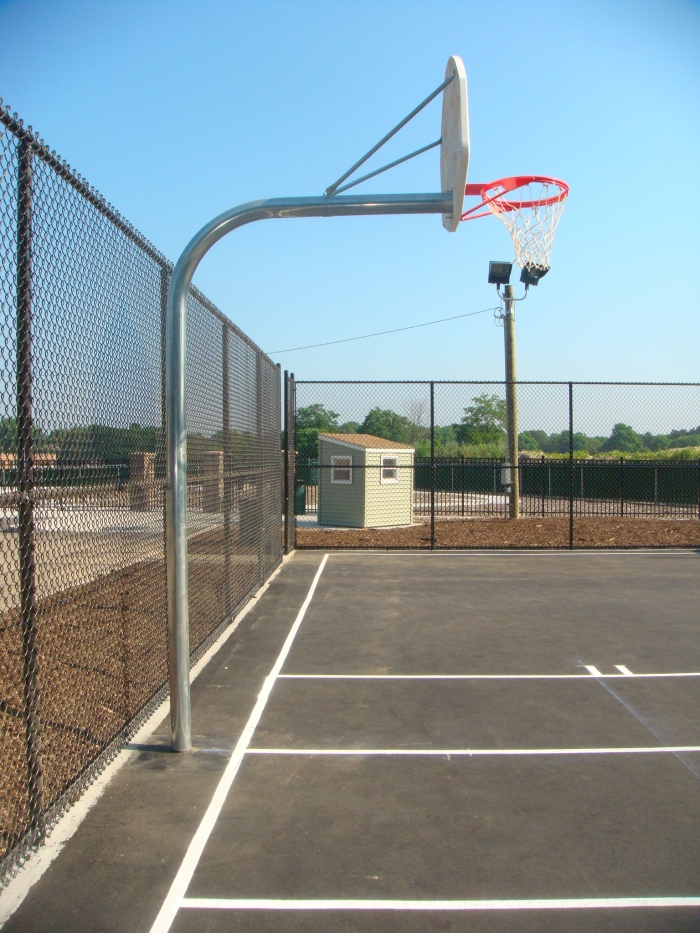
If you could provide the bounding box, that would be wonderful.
[1,0,698,383]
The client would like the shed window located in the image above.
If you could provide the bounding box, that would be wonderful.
[331,455,353,484]
[381,456,399,484]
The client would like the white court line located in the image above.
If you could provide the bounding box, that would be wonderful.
[246,746,700,757]
[585,665,603,676]
[279,672,700,679]
[148,554,330,933]
[181,896,700,911]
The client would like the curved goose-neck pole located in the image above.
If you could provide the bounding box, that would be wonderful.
[165,191,452,751]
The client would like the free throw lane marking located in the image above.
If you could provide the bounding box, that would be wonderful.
[616,665,634,675]
[585,665,603,676]
[181,896,700,911]
[148,554,330,933]
[246,746,700,756]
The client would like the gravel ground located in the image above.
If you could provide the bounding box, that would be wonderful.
[296,517,700,549]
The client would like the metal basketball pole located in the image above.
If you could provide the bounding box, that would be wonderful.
[503,284,520,519]
[165,192,453,751]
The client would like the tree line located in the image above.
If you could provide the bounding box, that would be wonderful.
[0,419,262,467]
[3,394,697,465]
[296,395,700,460]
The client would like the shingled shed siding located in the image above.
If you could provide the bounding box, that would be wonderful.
[364,449,414,527]
[318,438,366,527]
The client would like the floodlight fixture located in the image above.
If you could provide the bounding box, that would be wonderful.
[488,261,512,285]
[520,265,549,287]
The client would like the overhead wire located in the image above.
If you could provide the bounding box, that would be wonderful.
[268,305,500,354]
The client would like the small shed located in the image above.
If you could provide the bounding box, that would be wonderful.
[317,433,414,528]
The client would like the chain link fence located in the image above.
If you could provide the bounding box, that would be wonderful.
[290,380,700,549]
[0,104,281,886]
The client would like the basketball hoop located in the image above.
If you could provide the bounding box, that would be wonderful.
[461,175,569,282]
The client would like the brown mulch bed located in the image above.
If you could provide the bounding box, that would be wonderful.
[0,525,256,859]
[296,517,700,549]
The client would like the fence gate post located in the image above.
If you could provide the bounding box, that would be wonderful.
[222,324,232,615]
[430,381,435,549]
[283,371,296,554]
[568,382,574,550]
[255,350,264,583]
[16,136,45,837]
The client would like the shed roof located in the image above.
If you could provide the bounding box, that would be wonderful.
[318,433,414,451]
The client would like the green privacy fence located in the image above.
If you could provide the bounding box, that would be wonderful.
[414,457,700,508]
[296,456,700,510]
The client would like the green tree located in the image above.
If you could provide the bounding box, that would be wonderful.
[0,417,17,453]
[665,430,700,449]
[519,430,547,451]
[0,417,49,453]
[601,423,644,453]
[359,408,418,443]
[642,432,670,451]
[296,404,339,431]
[295,403,339,458]
[434,424,457,451]
[456,394,506,446]
[540,430,594,454]
[50,423,158,463]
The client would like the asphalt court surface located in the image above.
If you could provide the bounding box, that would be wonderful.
[7,550,700,933]
[172,551,700,932]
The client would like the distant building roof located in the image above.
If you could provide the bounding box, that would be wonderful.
[318,433,414,451]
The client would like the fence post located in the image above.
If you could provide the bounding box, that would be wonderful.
[16,136,45,837]
[283,371,296,554]
[222,324,232,615]
[255,350,264,582]
[568,382,574,549]
[283,370,288,553]
[541,454,545,518]
[619,457,625,518]
[430,381,435,549]
[159,260,169,532]
[655,464,659,505]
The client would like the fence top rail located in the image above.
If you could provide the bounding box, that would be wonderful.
[1,101,167,267]
[295,380,700,387]
[1,100,276,369]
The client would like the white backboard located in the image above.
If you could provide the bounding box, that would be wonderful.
[440,56,470,232]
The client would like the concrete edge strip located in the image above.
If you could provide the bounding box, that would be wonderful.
[148,554,330,933]
[245,746,700,756]
[0,554,293,929]
[180,896,700,911]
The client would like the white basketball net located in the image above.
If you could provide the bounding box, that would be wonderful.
[484,180,567,273]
